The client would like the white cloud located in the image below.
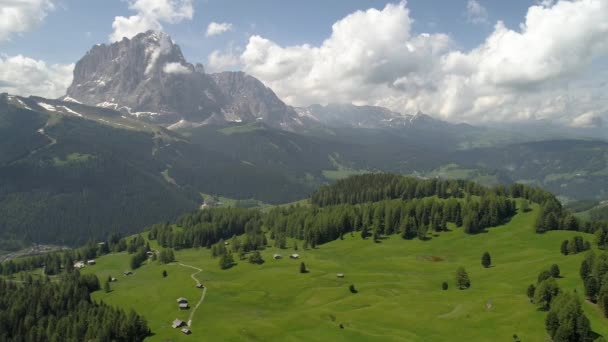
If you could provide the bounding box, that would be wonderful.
[207,48,241,72]
[163,62,191,74]
[0,0,55,41]
[110,0,193,42]
[571,111,603,128]
[466,0,489,24]
[0,54,74,98]
[242,2,450,106]
[206,22,233,37]
[240,0,608,125]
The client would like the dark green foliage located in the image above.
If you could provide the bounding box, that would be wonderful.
[481,252,491,268]
[456,267,470,289]
[248,250,264,264]
[579,252,608,318]
[0,97,316,248]
[349,284,357,293]
[550,264,561,278]
[442,281,448,291]
[162,270,167,278]
[560,240,569,255]
[130,248,147,270]
[300,262,308,274]
[599,286,608,318]
[219,252,235,270]
[584,276,599,302]
[158,248,175,264]
[0,272,150,341]
[534,278,560,310]
[360,226,370,240]
[267,184,516,247]
[544,292,592,341]
[104,280,111,293]
[527,284,536,302]
[537,270,552,284]
[149,208,263,250]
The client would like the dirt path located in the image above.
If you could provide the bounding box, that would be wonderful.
[176,263,207,327]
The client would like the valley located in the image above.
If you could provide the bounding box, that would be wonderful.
[71,201,608,341]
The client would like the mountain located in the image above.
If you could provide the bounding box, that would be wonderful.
[64,30,303,130]
[296,103,460,130]
[0,93,314,247]
[209,72,303,129]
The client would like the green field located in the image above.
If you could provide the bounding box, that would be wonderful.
[81,202,608,341]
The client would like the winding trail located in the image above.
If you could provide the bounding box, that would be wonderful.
[176,263,207,327]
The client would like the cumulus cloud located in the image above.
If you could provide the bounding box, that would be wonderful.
[163,62,191,74]
[571,111,603,128]
[0,0,55,41]
[207,48,241,72]
[242,2,450,106]
[206,22,233,37]
[0,54,74,98]
[466,0,489,24]
[110,0,193,42]
[240,0,608,125]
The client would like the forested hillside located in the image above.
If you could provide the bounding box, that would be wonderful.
[0,95,312,248]
[0,272,150,341]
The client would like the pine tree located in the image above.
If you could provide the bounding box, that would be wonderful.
[537,270,552,284]
[220,252,235,270]
[104,280,111,293]
[442,281,448,290]
[580,259,592,280]
[534,278,559,310]
[300,262,307,274]
[248,251,264,264]
[584,277,598,302]
[560,240,569,255]
[481,252,492,268]
[360,226,370,240]
[349,284,357,293]
[456,267,471,289]
[162,270,167,278]
[549,264,560,278]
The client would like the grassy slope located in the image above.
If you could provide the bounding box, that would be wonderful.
[83,202,608,341]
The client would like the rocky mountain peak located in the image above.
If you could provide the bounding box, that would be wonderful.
[64,31,305,129]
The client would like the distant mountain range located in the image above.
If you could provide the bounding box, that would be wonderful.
[63,30,478,134]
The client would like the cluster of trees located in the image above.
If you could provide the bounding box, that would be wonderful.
[534,199,581,234]
[560,236,591,255]
[311,174,488,206]
[147,208,263,250]
[158,248,175,264]
[312,175,557,208]
[266,194,515,246]
[0,272,150,341]
[580,252,608,318]
[248,251,264,264]
[209,239,236,270]
[594,225,608,249]
[544,292,593,341]
[525,264,593,341]
[528,267,561,310]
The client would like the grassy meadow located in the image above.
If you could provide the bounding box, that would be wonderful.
[81,202,608,341]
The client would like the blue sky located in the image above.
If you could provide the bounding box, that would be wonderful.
[0,0,606,126]
[2,0,534,65]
